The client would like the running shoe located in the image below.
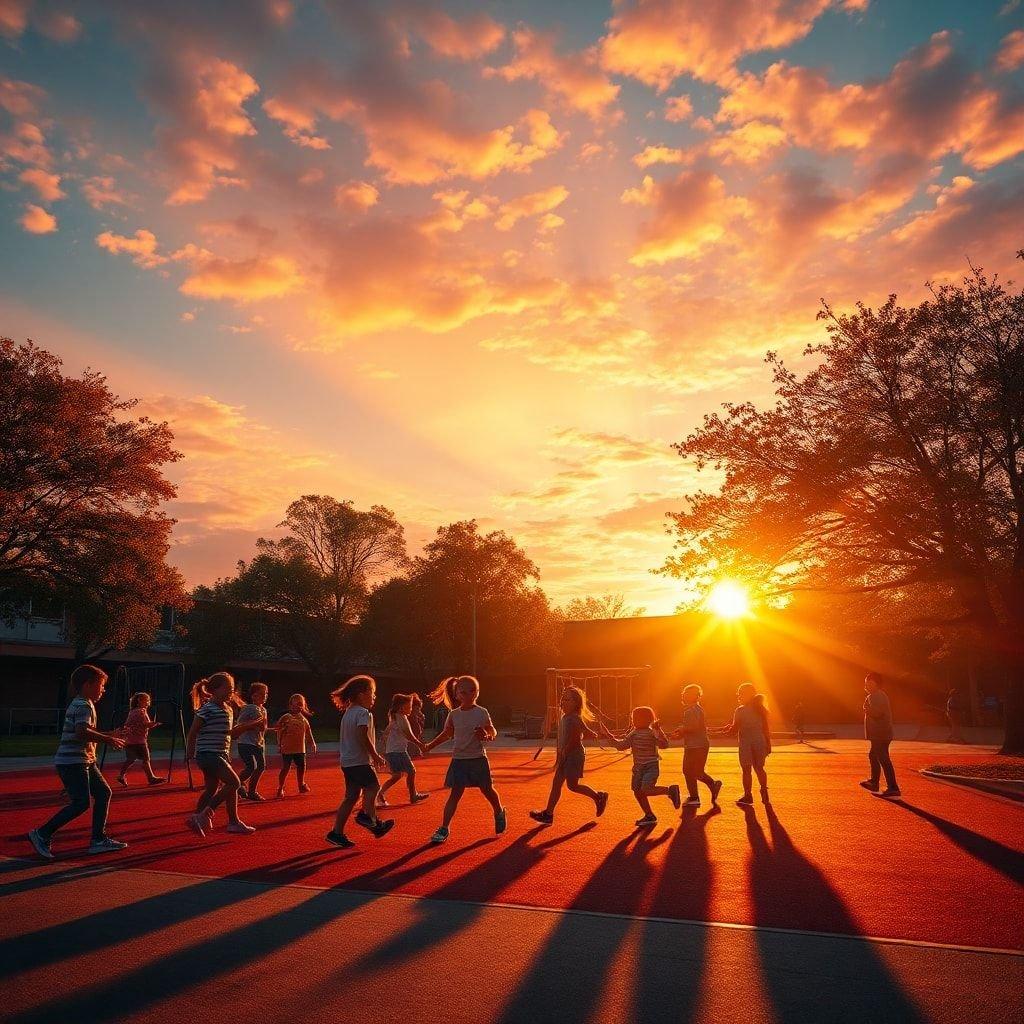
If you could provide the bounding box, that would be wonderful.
[186,814,206,838]
[736,794,754,806]
[299,784,311,794]
[635,814,657,827]
[430,825,450,844]
[595,791,609,817]
[116,776,128,788]
[371,818,395,838]
[147,778,166,787]
[495,807,508,834]
[325,831,355,848]
[226,821,256,834]
[27,829,54,860]
[876,787,902,799]
[88,836,128,854]
[376,794,390,807]
[710,779,723,804]
[859,780,879,792]
[668,784,681,809]
[248,792,265,801]
[760,789,770,805]
[529,809,554,824]
[411,792,430,803]
[683,797,701,807]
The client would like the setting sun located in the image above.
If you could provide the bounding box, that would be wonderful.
[706,580,751,620]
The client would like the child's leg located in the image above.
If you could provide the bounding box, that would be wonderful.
[404,768,418,800]
[741,764,753,797]
[753,764,768,791]
[633,788,654,816]
[38,766,91,841]
[86,764,112,841]
[544,767,567,813]
[195,765,220,813]
[682,753,699,800]
[441,785,465,827]
[359,778,381,820]
[642,783,673,798]
[119,751,136,780]
[565,778,600,803]
[480,784,503,813]
[296,755,307,790]
[237,747,255,786]
[277,756,290,792]
[334,782,360,834]
[379,771,403,795]
[207,762,242,822]
[141,750,160,782]
[249,749,266,795]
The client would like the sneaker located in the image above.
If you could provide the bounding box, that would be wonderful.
[635,814,657,827]
[736,795,754,806]
[595,791,609,817]
[226,821,256,834]
[495,807,507,835]
[683,797,701,807]
[668,784,681,809]
[275,788,285,799]
[27,829,54,861]
[859,780,879,792]
[237,787,251,801]
[411,792,430,803]
[201,806,215,829]
[325,830,355,848]
[529,809,554,824]
[299,784,311,794]
[376,794,390,807]
[186,814,206,838]
[116,776,128,788]
[760,789,770,805]
[371,818,395,838]
[430,825,450,844]
[88,836,128,854]
[355,810,376,830]
[876,787,902,799]
[147,778,166,787]
[710,779,723,804]
[248,791,265,802]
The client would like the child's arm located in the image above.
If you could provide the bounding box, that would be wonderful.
[78,717,125,749]
[474,711,497,742]
[580,719,599,740]
[185,717,202,759]
[653,722,670,749]
[599,722,632,751]
[711,712,739,736]
[229,714,263,738]
[358,723,386,770]
[423,716,454,752]
[305,717,317,754]
[398,716,426,753]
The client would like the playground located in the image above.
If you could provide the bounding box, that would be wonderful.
[3,737,1022,1023]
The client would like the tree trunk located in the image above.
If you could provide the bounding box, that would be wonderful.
[965,646,981,727]
[999,674,1024,755]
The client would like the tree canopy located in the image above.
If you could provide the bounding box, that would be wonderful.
[661,260,1024,752]
[0,338,188,658]
[557,593,647,621]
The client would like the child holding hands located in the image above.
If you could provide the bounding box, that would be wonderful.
[601,707,680,826]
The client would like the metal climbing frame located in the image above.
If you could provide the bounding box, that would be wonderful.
[100,663,193,788]
[533,665,651,760]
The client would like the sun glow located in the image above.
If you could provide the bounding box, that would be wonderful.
[706,579,751,620]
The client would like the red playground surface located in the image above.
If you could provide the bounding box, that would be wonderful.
[3,746,1022,951]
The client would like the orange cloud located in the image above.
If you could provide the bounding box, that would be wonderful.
[399,5,505,59]
[601,0,846,89]
[179,253,304,302]
[81,176,133,210]
[633,145,685,168]
[18,167,63,201]
[664,94,693,122]
[19,202,56,233]
[995,29,1024,72]
[495,184,569,231]
[717,33,1024,171]
[95,229,166,268]
[335,179,380,211]
[0,0,28,39]
[626,169,749,265]
[489,26,621,123]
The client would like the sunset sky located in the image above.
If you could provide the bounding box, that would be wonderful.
[2,0,1023,614]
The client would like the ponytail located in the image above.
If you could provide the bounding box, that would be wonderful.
[331,674,374,710]
[428,676,458,710]
[191,671,241,710]
[190,678,211,711]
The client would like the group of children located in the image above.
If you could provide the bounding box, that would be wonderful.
[27,663,899,858]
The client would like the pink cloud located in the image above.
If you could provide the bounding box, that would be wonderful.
[179,253,304,302]
[495,184,569,231]
[0,0,29,40]
[335,179,380,211]
[19,202,57,233]
[664,94,693,122]
[95,228,166,268]
[18,166,63,201]
[995,29,1024,72]
[398,5,505,60]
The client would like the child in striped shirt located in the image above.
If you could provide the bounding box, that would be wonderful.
[185,672,264,837]
[600,706,680,826]
[28,664,128,859]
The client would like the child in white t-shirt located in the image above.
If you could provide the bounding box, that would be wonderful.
[325,675,394,848]
[423,675,505,844]
[378,693,428,806]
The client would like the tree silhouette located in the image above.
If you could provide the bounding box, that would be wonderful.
[662,260,1024,753]
[557,593,646,620]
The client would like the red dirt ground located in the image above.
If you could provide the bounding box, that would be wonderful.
[3,746,1022,950]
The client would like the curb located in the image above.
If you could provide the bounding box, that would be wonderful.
[919,769,1024,804]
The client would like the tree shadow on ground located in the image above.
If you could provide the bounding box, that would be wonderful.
[745,805,925,1023]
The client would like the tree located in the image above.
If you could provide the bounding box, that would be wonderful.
[0,338,188,661]
[357,520,559,677]
[187,496,407,683]
[557,593,647,621]
[661,260,1024,753]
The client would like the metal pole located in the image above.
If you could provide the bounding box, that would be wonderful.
[471,583,477,676]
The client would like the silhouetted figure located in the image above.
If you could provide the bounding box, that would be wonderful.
[792,700,806,743]
[860,672,900,798]
[713,682,771,805]
[945,686,966,743]
[669,683,722,807]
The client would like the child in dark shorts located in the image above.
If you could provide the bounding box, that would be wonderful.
[325,675,394,848]
[236,682,269,800]
[423,675,506,844]
[530,686,608,824]
[378,693,429,806]
[601,707,679,827]
[274,693,316,797]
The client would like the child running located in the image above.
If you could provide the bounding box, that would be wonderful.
[28,664,128,859]
[670,684,722,808]
[423,675,506,844]
[236,682,269,801]
[601,707,680,827]
[378,693,429,806]
[409,692,426,757]
[185,672,263,837]
[326,675,394,848]
[529,685,608,823]
[274,693,316,797]
[713,682,772,806]
[117,691,165,788]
